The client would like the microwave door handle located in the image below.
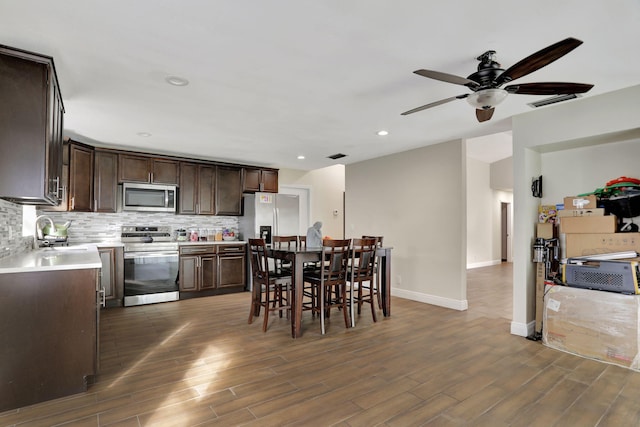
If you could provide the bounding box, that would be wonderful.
[165,190,169,208]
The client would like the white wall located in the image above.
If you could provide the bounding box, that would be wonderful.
[491,157,513,191]
[345,140,468,310]
[278,165,345,239]
[466,157,494,268]
[511,84,640,337]
[466,156,514,268]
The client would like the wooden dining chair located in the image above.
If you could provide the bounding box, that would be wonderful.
[272,235,298,274]
[347,238,378,327]
[248,238,292,332]
[362,235,384,309]
[303,239,351,334]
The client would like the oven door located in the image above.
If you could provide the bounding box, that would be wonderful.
[123,251,179,306]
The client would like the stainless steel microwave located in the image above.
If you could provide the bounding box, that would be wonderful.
[121,182,177,213]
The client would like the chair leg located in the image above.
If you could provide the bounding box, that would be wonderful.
[320,283,326,335]
[349,281,355,328]
[262,286,271,332]
[341,284,350,328]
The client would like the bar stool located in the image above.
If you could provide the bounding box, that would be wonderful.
[272,235,298,274]
[248,238,292,332]
[347,238,378,327]
[303,239,351,334]
[363,235,384,309]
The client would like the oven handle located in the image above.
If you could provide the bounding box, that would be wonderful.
[124,251,179,259]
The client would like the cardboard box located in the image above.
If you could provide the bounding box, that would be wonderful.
[564,232,640,258]
[564,195,598,210]
[543,285,640,371]
[536,222,556,239]
[557,208,605,218]
[538,205,558,223]
[559,215,617,234]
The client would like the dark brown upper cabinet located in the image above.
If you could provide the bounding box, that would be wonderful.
[242,167,278,193]
[118,154,179,185]
[94,150,118,213]
[216,166,243,215]
[0,45,64,205]
[68,142,94,212]
[179,162,216,215]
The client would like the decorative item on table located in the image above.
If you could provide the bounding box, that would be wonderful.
[222,228,236,241]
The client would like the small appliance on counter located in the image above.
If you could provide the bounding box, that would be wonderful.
[175,228,188,241]
[35,216,73,247]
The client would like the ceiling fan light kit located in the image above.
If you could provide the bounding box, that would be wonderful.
[466,88,508,110]
[402,37,594,122]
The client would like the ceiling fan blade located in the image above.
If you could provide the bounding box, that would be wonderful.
[505,82,594,95]
[401,94,469,115]
[476,108,495,122]
[414,69,480,89]
[495,37,583,86]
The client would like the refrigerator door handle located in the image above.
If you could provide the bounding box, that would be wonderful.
[274,207,279,236]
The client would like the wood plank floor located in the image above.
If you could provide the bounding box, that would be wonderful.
[3,262,640,426]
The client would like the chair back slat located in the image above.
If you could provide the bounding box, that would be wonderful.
[273,235,298,249]
[248,238,270,284]
[320,239,351,285]
[350,238,377,279]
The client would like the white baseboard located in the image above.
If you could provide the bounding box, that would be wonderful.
[510,320,535,337]
[392,288,468,311]
[467,259,502,269]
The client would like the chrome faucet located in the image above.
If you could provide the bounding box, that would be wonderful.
[35,215,56,240]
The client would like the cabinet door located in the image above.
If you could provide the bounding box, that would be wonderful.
[118,154,151,183]
[216,166,242,215]
[98,248,116,301]
[218,254,246,288]
[68,144,94,212]
[200,255,217,290]
[261,170,278,193]
[94,150,118,213]
[242,168,261,193]
[179,256,199,291]
[179,162,198,214]
[46,68,64,203]
[151,159,179,185]
[197,165,216,215]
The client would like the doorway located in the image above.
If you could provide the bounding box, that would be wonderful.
[501,202,512,262]
[279,185,311,236]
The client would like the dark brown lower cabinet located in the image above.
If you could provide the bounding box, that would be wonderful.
[0,268,100,412]
[178,244,246,296]
[99,246,124,307]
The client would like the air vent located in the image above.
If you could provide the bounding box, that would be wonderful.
[528,94,581,108]
[327,153,347,160]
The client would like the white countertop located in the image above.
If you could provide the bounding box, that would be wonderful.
[0,244,102,274]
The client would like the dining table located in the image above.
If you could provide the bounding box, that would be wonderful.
[266,245,393,338]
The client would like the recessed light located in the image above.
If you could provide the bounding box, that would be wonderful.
[137,132,152,137]
[377,130,389,136]
[165,76,189,86]
[297,155,305,160]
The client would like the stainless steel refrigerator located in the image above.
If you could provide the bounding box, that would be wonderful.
[239,192,300,243]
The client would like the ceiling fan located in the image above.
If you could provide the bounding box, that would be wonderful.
[401,37,594,122]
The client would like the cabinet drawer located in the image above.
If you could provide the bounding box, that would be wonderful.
[217,244,246,254]
[179,245,216,255]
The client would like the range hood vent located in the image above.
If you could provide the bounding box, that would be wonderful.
[327,153,347,160]
[528,94,581,108]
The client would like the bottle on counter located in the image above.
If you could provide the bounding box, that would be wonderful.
[215,228,223,241]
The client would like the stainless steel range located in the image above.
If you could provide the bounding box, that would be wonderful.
[122,226,180,307]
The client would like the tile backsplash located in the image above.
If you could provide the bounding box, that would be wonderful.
[36,210,240,243]
[0,199,33,259]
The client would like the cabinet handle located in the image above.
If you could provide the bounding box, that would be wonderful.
[94,199,97,211]
[149,172,153,182]
[71,196,75,210]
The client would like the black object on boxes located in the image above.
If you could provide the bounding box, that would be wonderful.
[600,189,640,232]
[563,259,639,295]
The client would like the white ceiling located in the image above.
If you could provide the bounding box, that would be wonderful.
[1,1,638,170]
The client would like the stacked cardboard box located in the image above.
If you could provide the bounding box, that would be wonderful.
[543,285,640,371]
